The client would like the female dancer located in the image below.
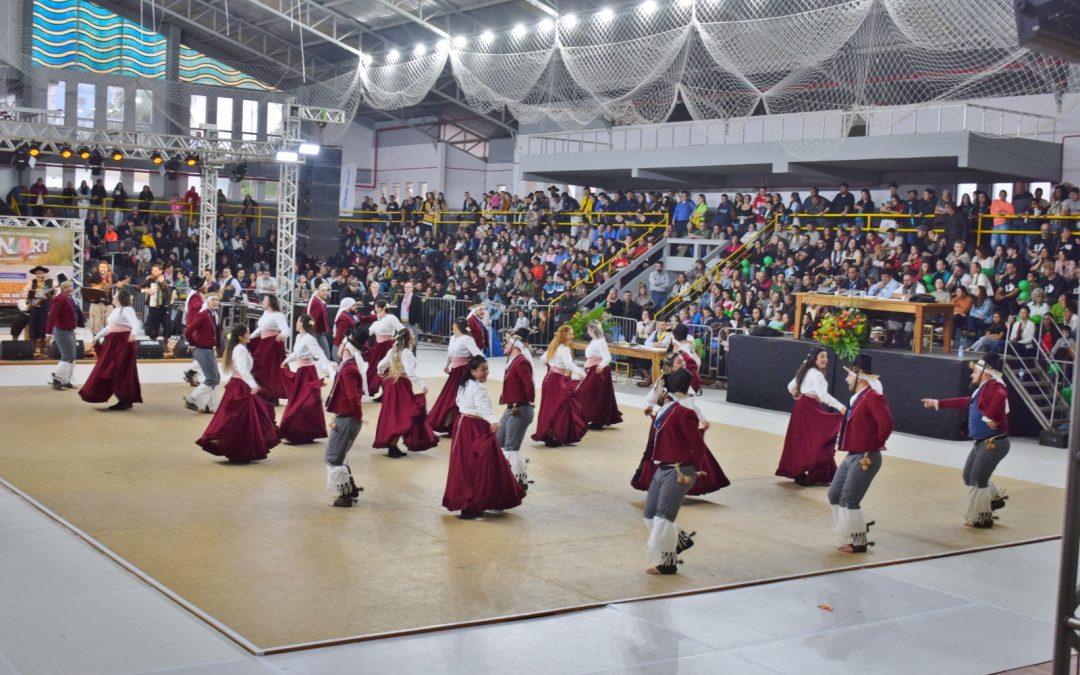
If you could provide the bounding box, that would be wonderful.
[578,320,622,429]
[776,347,846,486]
[428,317,484,434]
[79,289,143,411]
[197,324,280,462]
[332,297,357,361]
[632,353,730,497]
[279,314,335,444]
[669,324,701,395]
[531,324,587,447]
[249,294,290,401]
[375,328,438,458]
[366,300,404,399]
[442,355,526,519]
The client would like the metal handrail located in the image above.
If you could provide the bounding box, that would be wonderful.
[549,225,665,305]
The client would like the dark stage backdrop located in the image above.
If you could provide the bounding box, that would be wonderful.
[725,335,1036,441]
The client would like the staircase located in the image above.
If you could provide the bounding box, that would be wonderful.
[1001,339,1071,431]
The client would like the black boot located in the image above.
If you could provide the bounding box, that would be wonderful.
[459,509,483,519]
[108,401,132,411]
[387,445,406,458]
[991,496,1008,511]
[183,369,199,387]
[676,530,696,554]
[543,437,559,448]
[332,496,354,508]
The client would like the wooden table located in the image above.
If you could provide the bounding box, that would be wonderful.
[570,340,667,382]
[793,292,954,355]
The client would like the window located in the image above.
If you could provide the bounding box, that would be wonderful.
[76,83,95,128]
[379,183,388,200]
[241,100,259,141]
[992,183,1012,201]
[1032,181,1052,202]
[498,184,508,193]
[392,184,400,200]
[105,170,123,192]
[134,89,152,132]
[216,97,233,138]
[187,175,202,195]
[957,183,977,205]
[47,81,66,125]
[264,181,278,202]
[130,171,151,209]
[74,167,92,191]
[106,86,125,130]
[420,182,429,197]
[266,102,283,139]
[190,95,206,135]
[45,165,64,190]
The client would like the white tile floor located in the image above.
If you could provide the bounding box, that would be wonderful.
[0,347,1067,674]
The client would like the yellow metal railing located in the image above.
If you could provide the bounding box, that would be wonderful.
[550,224,666,305]
[974,213,1080,246]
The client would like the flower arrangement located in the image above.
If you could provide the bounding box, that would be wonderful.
[813,307,868,362]
[568,304,615,340]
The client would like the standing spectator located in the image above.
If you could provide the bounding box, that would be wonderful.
[28,178,48,217]
[990,189,1015,248]
[649,262,672,310]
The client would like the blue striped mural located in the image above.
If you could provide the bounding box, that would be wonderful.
[179,46,273,91]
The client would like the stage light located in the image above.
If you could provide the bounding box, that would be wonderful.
[598,7,615,22]
[230,160,247,182]
[511,23,527,38]
[452,35,467,49]
[414,44,427,57]
[184,153,199,167]
[298,142,320,156]
[165,156,180,180]
[387,49,399,61]
[28,142,41,158]
[77,145,91,160]
[538,18,553,32]
[150,151,164,165]
[109,147,124,162]
[562,14,578,28]
[88,149,103,165]
[275,149,299,163]
[59,144,73,159]
[436,39,449,51]
[12,146,29,170]
[480,30,493,42]
[640,0,657,14]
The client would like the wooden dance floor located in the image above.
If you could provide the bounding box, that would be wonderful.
[0,380,1063,652]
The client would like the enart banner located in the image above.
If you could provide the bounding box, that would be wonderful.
[0,226,75,306]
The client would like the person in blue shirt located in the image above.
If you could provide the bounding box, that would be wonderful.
[672,192,694,238]
[867,269,900,298]
[715,194,733,229]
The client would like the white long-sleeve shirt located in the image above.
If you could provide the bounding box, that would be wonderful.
[250,311,291,339]
[95,306,143,341]
[456,378,497,423]
[446,334,483,367]
[1009,319,1035,345]
[378,348,425,390]
[230,343,258,389]
[584,338,612,369]
[371,313,404,338]
[645,382,704,421]
[284,333,333,372]
[787,368,844,411]
[541,344,584,377]
[671,339,700,365]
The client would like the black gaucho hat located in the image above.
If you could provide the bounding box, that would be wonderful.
[844,353,878,380]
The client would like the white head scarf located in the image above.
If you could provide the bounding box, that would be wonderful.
[335,297,356,324]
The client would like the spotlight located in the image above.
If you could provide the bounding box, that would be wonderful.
[230,160,248,182]
[184,153,199,167]
[480,30,493,42]
[89,149,103,166]
[598,7,615,22]
[511,23,527,38]
[28,142,41,158]
[640,0,657,14]
[414,43,427,57]
[452,35,467,49]
[109,147,123,162]
[387,49,399,61]
[436,39,449,51]
[538,18,553,32]
[298,142,320,156]
[150,151,164,165]
[275,149,299,163]
[12,146,29,170]
[77,145,91,160]
[60,144,73,159]
[165,156,180,180]
[562,14,578,28]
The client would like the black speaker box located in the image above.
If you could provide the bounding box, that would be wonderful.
[1039,428,1069,449]
[136,339,164,359]
[0,340,34,360]
[48,340,86,360]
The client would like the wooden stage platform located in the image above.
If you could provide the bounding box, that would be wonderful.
[0,379,1063,653]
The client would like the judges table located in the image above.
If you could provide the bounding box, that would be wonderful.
[793,292,954,355]
[570,340,667,382]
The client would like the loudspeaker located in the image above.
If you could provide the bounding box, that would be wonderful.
[749,326,781,337]
[135,339,164,359]
[0,340,34,360]
[1039,428,1069,448]
[1016,0,1080,62]
[48,340,86,360]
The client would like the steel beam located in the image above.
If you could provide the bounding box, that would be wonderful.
[276,100,302,343]
[198,164,220,277]
[369,0,449,38]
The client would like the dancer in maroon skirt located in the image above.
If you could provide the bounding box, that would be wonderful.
[366,300,404,400]
[375,328,438,458]
[332,297,357,363]
[197,324,280,462]
[442,355,525,519]
[776,347,846,486]
[632,353,730,496]
[249,294,290,401]
[79,289,143,411]
[578,319,622,429]
[428,317,483,434]
[279,314,336,444]
[531,324,588,447]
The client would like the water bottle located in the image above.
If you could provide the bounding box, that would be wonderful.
[958,343,965,360]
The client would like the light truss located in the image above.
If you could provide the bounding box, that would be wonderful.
[197,164,220,280]
[276,100,302,344]
[370,0,449,38]
[0,216,86,291]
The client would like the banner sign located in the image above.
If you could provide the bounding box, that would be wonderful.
[339,162,357,215]
[0,226,75,307]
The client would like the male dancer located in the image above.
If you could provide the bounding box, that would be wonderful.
[182,276,205,387]
[642,369,708,575]
[25,265,53,356]
[830,354,893,553]
[325,325,369,508]
[307,283,332,358]
[467,303,488,354]
[497,328,535,491]
[183,294,221,413]
[921,353,1010,528]
[45,274,84,390]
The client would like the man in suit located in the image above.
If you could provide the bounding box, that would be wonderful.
[829,354,893,554]
[140,263,171,340]
[183,294,221,414]
[45,274,84,390]
[306,283,332,358]
[397,280,422,349]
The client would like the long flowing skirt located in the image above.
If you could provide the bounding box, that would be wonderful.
[578,365,623,427]
[278,364,327,444]
[775,395,842,484]
[79,332,142,404]
[442,415,525,513]
[427,364,468,433]
[249,336,287,399]
[197,378,279,461]
[374,376,439,452]
[631,426,731,496]
[683,354,702,394]
[531,370,588,446]
[365,340,394,396]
